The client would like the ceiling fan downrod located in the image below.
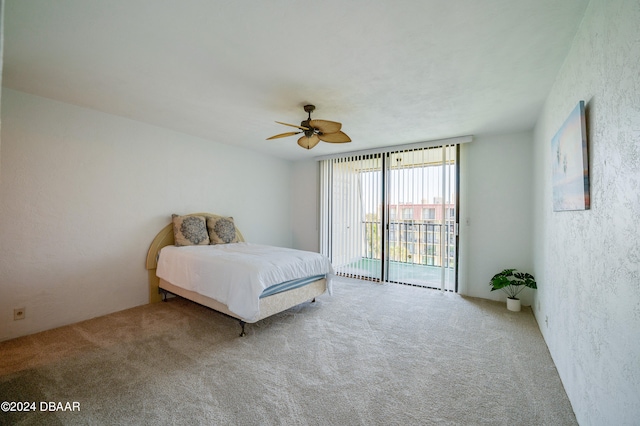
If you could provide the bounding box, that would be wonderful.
[302,104,316,138]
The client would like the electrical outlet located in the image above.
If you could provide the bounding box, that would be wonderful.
[14,308,25,320]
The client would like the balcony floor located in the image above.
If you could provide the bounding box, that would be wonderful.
[338,257,456,291]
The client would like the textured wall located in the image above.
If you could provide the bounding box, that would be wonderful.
[532,0,640,424]
[0,89,293,341]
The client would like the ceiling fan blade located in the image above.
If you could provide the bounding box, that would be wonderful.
[309,119,341,134]
[297,134,320,150]
[266,131,301,140]
[275,121,309,131]
[318,131,352,143]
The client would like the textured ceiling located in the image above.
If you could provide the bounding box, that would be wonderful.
[3,0,589,161]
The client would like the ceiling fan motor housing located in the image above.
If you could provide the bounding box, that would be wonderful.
[301,120,315,138]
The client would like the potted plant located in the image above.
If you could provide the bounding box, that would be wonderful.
[489,269,537,311]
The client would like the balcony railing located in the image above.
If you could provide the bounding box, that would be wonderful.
[363,220,456,268]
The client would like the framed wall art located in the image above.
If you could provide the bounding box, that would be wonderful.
[551,100,590,211]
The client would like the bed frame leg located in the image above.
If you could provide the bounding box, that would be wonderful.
[239,321,246,337]
[160,289,168,302]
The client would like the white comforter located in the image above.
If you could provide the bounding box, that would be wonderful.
[156,243,333,321]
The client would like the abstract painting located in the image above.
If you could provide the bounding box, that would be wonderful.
[552,101,590,211]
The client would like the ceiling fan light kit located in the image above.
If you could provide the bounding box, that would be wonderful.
[267,104,351,150]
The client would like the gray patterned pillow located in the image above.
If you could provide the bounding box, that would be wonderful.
[207,216,239,244]
[172,214,210,246]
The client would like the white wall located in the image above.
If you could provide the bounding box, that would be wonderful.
[0,0,4,177]
[291,133,534,305]
[0,89,293,341]
[290,160,320,252]
[532,0,640,424]
[460,133,533,302]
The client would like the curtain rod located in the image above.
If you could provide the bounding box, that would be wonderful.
[314,135,472,161]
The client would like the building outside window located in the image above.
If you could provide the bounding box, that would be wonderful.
[422,208,436,220]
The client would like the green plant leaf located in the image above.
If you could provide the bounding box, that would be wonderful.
[489,269,537,294]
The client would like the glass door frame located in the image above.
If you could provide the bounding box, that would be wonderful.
[381,145,460,292]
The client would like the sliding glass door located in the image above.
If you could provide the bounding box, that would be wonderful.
[321,144,458,291]
[386,146,457,291]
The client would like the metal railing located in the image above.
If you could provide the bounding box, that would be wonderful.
[364,220,456,268]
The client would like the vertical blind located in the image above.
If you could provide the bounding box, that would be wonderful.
[320,143,459,291]
[320,154,382,281]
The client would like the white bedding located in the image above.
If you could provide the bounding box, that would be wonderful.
[156,243,334,321]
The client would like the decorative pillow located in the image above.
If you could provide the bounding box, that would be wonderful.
[207,216,239,244]
[172,214,210,246]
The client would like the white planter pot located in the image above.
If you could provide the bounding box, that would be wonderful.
[507,298,521,312]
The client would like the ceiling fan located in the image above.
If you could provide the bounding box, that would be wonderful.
[266,104,352,149]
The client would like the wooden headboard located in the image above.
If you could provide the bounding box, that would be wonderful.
[145,213,245,303]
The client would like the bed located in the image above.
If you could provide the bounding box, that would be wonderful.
[145,213,332,336]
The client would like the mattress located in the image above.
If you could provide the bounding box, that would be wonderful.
[260,274,326,298]
[156,243,334,321]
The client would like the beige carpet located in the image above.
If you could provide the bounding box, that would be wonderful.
[0,278,576,425]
